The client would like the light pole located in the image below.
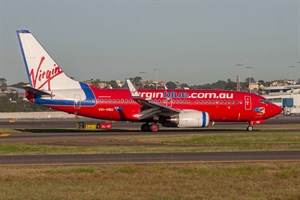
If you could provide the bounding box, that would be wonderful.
[139,72,145,88]
[297,61,300,83]
[153,68,160,89]
[246,67,253,92]
[288,66,295,84]
[236,64,243,91]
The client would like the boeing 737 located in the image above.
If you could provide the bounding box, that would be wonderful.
[16,30,282,132]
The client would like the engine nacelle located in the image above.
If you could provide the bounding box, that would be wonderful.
[162,110,210,128]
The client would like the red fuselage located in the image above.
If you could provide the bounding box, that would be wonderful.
[42,86,281,123]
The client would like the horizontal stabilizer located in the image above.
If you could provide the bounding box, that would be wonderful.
[21,85,53,96]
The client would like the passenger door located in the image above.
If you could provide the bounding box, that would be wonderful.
[245,96,252,111]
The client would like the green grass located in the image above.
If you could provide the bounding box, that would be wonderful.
[0,162,299,200]
[1,131,300,155]
[46,167,96,174]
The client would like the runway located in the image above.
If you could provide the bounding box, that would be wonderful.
[1,151,300,165]
[1,116,299,165]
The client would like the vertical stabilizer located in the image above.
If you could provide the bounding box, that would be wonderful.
[17,30,81,91]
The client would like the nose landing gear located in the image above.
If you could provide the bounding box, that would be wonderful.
[246,125,253,131]
[247,120,264,132]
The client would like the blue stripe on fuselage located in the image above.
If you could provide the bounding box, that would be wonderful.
[34,82,96,106]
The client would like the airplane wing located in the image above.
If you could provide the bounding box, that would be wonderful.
[126,79,179,120]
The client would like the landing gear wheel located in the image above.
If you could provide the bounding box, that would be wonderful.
[246,126,253,132]
[150,124,159,132]
[141,124,149,132]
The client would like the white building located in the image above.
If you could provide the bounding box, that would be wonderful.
[262,85,300,115]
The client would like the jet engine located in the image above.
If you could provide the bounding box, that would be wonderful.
[161,110,210,128]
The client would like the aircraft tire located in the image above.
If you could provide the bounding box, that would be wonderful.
[246,126,253,131]
[141,124,149,132]
[150,124,159,132]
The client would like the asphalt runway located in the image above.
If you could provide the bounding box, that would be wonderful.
[0,115,299,165]
[1,115,300,130]
[1,151,300,165]
[0,115,299,145]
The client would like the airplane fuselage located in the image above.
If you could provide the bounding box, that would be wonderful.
[28,85,280,124]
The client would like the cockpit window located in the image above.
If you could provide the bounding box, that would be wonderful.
[260,99,268,104]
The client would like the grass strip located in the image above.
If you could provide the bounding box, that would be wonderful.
[0,162,299,200]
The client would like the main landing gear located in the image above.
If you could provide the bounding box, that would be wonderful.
[141,123,160,132]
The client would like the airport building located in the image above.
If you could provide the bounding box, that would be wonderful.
[262,85,300,115]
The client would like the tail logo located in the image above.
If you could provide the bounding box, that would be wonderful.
[30,56,63,90]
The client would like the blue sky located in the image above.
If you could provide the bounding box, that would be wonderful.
[1,0,300,85]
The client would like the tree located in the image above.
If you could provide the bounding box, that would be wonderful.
[198,84,213,89]
[211,80,227,90]
[245,77,255,83]
[258,80,265,85]
[108,80,118,88]
[0,78,7,86]
[180,83,189,89]
[224,81,237,90]
[133,76,142,85]
[166,81,177,89]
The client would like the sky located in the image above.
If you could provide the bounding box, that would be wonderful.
[0,0,300,85]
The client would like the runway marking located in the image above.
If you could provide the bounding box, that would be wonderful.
[0,134,10,137]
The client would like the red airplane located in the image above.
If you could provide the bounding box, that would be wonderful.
[16,30,282,132]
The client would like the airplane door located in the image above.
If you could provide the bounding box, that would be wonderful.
[245,96,252,110]
[74,94,81,109]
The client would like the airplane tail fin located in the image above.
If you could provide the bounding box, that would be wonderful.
[16,30,81,91]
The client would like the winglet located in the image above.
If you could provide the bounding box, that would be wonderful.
[126,79,141,99]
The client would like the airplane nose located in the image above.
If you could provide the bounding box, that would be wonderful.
[271,104,282,116]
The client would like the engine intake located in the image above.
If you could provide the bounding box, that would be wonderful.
[162,110,210,128]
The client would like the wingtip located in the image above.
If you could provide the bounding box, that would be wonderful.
[126,79,142,98]
[16,30,30,34]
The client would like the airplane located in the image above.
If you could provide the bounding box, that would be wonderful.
[16,30,282,132]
